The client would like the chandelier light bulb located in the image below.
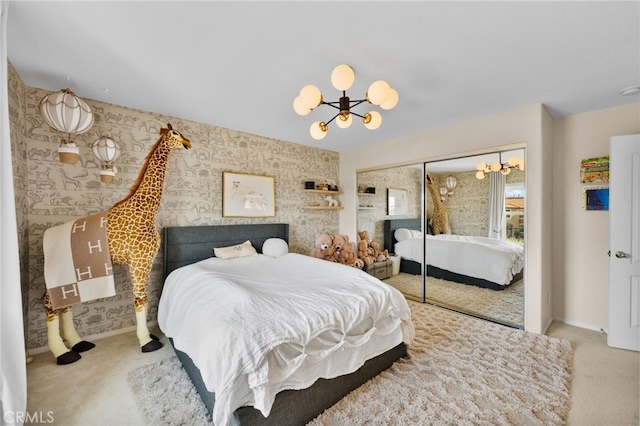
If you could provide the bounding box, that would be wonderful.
[476,170,486,180]
[490,162,502,172]
[310,121,328,140]
[366,80,391,106]
[299,85,322,109]
[500,167,511,175]
[293,96,312,116]
[363,111,382,130]
[508,156,520,167]
[518,160,525,171]
[331,64,355,91]
[379,88,399,110]
[476,162,487,171]
[335,112,352,129]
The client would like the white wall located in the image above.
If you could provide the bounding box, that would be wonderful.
[339,104,553,334]
[552,103,640,331]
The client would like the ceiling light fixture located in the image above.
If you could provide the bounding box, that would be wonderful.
[293,64,398,140]
[476,153,524,180]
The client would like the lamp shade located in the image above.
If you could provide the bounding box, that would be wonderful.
[335,112,352,129]
[299,85,322,110]
[331,64,355,91]
[293,96,311,116]
[380,88,399,110]
[310,121,328,140]
[363,111,382,130]
[39,88,94,136]
[366,80,391,106]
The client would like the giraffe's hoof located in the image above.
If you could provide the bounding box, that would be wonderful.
[72,340,95,353]
[150,334,160,341]
[56,351,81,365]
[141,339,163,353]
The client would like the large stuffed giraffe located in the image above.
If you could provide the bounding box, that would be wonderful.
[426,174,451,235]
[43,124,191,364]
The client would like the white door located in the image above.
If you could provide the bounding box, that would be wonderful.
[608,134,640,351]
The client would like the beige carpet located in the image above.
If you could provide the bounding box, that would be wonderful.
[128,300,572,425]
[385,272,524,327]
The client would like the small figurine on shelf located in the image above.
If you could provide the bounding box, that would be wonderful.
[325,195,339,207]
[327,180,339,191]
[319,180,329,191]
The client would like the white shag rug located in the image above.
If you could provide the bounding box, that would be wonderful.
[385,273,524,327]
[128,300,573,425]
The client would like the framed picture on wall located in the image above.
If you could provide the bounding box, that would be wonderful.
[222,172,276,217]
[583,186,609,211]
[387,188,408,216]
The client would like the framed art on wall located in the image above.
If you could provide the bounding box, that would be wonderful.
[222,172,276,217]
[387,188,408,216]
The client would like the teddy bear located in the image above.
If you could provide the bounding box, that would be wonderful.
[357,239,375,266]
[331,234,348,252]
[339,240,363,268]
[308,232,333,259]
[370,241,389,262]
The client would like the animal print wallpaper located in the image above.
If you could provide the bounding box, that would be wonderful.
[8,63,341,352]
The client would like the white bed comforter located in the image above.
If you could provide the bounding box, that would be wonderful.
[394,234,524,286]
[158,253,414,426]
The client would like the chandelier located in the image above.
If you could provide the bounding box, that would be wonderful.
[293,64,398,140]
[476,154,524,180]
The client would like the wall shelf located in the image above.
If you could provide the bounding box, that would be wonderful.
[304,206,344,210]
[304,189,343,195]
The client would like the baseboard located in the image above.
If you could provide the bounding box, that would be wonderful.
[552,317,607,333]
[28,320,160,355]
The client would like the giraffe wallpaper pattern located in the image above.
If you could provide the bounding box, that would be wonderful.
[8,64,341,352]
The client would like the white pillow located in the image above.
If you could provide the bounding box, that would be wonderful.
[409,229,422,238]
[213,240,257,259]
[262,238,289,257]
[394,228,412,242]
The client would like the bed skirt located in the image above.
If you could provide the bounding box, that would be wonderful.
[169,338,407,425]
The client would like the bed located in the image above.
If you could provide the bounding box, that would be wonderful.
[159,223,413,426]
[384,219,524,290]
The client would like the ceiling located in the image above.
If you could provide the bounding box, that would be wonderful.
[6,1,640,153]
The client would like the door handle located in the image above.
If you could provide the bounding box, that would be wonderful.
[615,251,631,259]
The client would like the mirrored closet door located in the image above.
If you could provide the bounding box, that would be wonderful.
[357,149,525,329]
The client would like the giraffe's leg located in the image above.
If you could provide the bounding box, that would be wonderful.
[60,308,95,353]
[44,292,81,365]
[130,258,163,352]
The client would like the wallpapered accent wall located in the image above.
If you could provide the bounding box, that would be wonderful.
[357,165,423,249]
[8,64,341,352]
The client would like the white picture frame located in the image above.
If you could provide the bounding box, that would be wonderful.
[222,172,276,217]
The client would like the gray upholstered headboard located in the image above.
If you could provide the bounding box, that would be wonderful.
[383,218,422,253]
[162,223,289,280]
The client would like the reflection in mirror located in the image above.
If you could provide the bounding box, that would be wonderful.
[357,164,425,302]
[357,149,525,329]
[423,149,525,328]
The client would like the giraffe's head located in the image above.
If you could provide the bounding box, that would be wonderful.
[426,174,434,185]
[160,124,192,150]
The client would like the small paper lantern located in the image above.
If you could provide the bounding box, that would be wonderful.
[92,136,122,183]
[39,88,94,164]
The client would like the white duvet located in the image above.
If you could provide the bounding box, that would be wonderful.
[394,234,524,286]
[158,253,414,426]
